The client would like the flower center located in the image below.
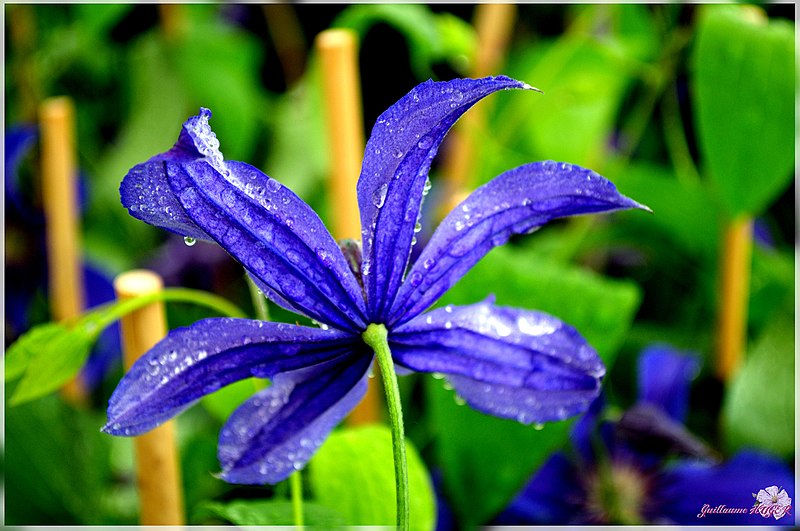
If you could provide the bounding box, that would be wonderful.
[584,461,648,525]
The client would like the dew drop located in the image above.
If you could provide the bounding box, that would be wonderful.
[534,423,545,431]
[267,179,281,192]
[417,136,433,150]
[393,149,404,159]
[423,258,436,270]
[413,221,422,233]
[183,236,197,247]
[373,183,389,208]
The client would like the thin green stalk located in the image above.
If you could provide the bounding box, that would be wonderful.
[290,470,305,527]
[246,275,271,322]
[362,323,409,531]
[246,275,303,525]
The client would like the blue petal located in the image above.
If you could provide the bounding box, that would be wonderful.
[5,125,39,219]
[218,350,373,484]
[638,344,700,423]
[357,76,532,322]
[657,451,795,525]
[493,453,582,525]
[103,318,356,436]
[119,108,221,241]
[167,160,367,332]
[389,161,649,325]
[392,301,604,423]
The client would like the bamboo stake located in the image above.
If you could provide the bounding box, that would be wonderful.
[115,270,185,526]
[316,29,382,425]
[715,216,754,381]
[40,97,86,404]
[438,4,517,220]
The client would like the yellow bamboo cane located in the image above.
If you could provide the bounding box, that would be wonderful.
[715,216,753,381]
[316,28,382,425]
[114,270,185,525]
[40,97,87,404]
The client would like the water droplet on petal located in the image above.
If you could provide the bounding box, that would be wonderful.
[183,236,197,247]
[267,179,280,192]
[373,183,389,208]
[417,136,433,150]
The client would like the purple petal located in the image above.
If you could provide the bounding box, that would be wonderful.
[119,108,222,241]
[391,301,604,423]
[638,344,700,423]
[358,76,533,322]
[493,453,582,525]
[167,160,367,332]
[389,161,649,325]
[103,318,356,436]
[218,351,372,484]
[657,451,795,525]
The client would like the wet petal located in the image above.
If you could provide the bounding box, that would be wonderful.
[103,318,356,436]
[358,76,533,321]
[638,344,700,423]
[658,451,795,525]
[391,301,604,423]
[119,108,223,241]
[390,161,648,325]
[218,350,373,484]
[168,160,367,332]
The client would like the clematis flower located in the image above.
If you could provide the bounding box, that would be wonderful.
[104,76,646,484]
[495,345,795,526]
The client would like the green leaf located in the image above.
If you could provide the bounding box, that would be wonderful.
[9,324,94,405]
[198,499,345,527]
[721,311,794,459]
[433,245,641,525]
[609,162,722,256]
[439,245,642,359]
[201,377,261,423]
[692,5,795,216]
[5,322,70,382]
[309,425,436,530]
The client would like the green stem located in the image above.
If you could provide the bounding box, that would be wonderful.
[246,275,271,322]
[290,470,304,527]
[362,323,409,531]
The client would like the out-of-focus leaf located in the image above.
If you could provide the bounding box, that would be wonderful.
[73,4,132,37]
[692,5,794,216]
[200,377,260,423]
[748,247,793,332]
[309,425,436,530]
[198,499,346,527]
[5,395,113,524]
[432,245,641,525]
[610,162,721,256]
[172,20,267,162]
[495,35,635,171]
[89,34,190,270]
[721,311,794,459]
[334,4,474,77]
[262,67,328,203]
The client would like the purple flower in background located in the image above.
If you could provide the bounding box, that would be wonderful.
[495,345,795,526]
[104,76,646,484]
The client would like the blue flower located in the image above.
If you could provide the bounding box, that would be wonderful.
[104,76,646,484]
[496,344,795,525]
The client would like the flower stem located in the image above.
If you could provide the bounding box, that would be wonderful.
[362,323,409,531]
[246,274,303,525]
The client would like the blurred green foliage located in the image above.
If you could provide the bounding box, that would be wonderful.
[5,3,794,528]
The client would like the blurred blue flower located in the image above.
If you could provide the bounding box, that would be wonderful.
[104,76,646,484]
[495,344,795,525]
[4,125,121,391]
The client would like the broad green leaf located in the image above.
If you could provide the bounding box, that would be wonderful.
[428,379,573,528]
[748,247,794,332]
[198,500,346,527]
[309,425,435,530]
[433,245,641,525]
[609,162,721,256]
[692,5,795,216]
[5,395,114,524]
[721,311,794,459]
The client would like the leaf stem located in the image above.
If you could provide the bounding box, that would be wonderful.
[362,323,409,531]
[289,470,304,527]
